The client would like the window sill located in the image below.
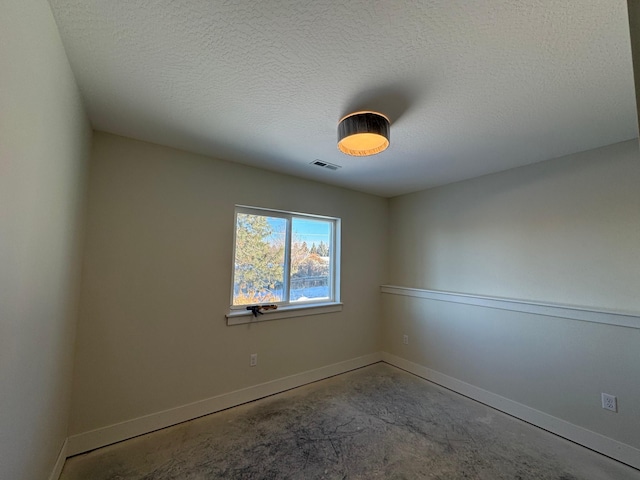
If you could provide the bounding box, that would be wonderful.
[226,302,343,326]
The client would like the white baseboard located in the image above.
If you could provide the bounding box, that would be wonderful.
[48,438,68,480]
[62,351,639,471]
[67,352,382,456]
[381,352,640,470]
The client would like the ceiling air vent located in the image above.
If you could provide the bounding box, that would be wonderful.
[311,159,341,171]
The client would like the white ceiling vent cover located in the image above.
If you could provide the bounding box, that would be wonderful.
[311,160,341,171]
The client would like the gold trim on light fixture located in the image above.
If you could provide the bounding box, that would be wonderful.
[337,111,390,156]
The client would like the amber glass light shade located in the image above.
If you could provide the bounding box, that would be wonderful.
[337,111,390,156]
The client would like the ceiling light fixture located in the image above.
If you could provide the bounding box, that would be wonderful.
[337,111,390,156]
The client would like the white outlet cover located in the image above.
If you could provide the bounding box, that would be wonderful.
[601,393,617,412]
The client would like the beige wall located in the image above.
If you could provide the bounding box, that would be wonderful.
[389,140,640,312]
[384,139,640,450]
[70,132,388,434]
[628,0,640,133]
[0,1,91,479]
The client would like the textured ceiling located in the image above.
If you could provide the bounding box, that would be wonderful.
[48,0,638,197]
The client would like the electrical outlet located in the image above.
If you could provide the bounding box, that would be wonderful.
[601,393,617,412]
[403,334,409,345]
[250,353,257,367]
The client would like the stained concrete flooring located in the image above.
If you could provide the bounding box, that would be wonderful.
[60,363,640,479]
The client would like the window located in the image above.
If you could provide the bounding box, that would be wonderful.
[231,206,340,310]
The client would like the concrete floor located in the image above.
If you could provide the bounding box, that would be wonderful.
[60,363,640,479]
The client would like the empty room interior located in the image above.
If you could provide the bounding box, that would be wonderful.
[3,1,640,479]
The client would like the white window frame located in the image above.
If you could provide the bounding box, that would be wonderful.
[227,206,341,324]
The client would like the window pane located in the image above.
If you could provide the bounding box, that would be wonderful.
[233,213,286,305]
[290,218,332,302]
